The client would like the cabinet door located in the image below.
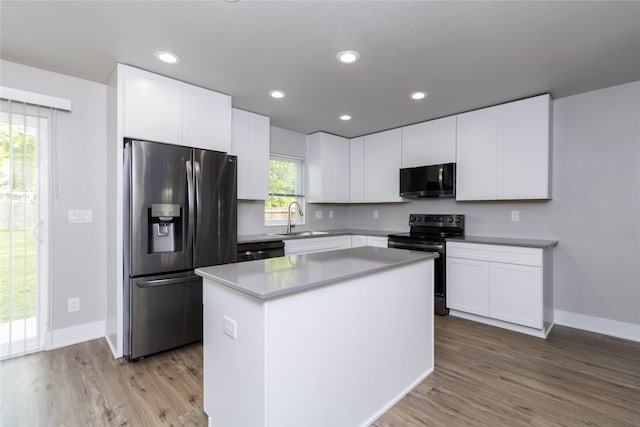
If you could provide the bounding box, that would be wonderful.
[456,106,499,200]
[307,133,350,203]
[498,94,550,199]
[349,137,365,202]
[232,109,269,200]
[446,257,489,316]
[366,236,389,248]
[363,129,402,202]
[183,83,231,152]
[402,116,456,167]
[123,66,182,144]
[489,262,543,328]
[351,235,367,248]
[284,236,351,255]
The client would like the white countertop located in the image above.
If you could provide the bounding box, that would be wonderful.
[196,246,437,300]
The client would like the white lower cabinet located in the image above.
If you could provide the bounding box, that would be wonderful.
[285,235,388,255]
[489,262,542,328]
[446,257,490,317]
[351,235,368,248]
[284,236,352,256]
[446,241,553,337]
[366,236,389,248]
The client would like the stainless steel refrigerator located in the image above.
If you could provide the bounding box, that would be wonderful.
[124,139,237,360]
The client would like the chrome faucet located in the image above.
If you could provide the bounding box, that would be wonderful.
[287,201,304,234]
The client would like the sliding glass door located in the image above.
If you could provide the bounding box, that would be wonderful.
[0,100,50,359]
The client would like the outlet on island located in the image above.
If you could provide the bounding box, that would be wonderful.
[223,315,237,339]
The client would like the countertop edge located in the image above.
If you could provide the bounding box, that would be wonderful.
[446,236,558,249]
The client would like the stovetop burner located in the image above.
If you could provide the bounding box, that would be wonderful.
[388,213,465,242]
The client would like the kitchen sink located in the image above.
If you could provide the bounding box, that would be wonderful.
[274,231,330,237]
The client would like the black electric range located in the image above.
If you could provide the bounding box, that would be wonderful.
[388,214,465,315]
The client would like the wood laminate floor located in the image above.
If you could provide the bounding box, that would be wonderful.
[1,316,638,426]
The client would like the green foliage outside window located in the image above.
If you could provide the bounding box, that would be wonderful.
[265,155,305,224]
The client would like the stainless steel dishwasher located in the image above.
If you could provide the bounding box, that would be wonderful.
[237,240,285,261]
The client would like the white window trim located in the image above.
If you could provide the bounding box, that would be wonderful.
[265,154,305,227]
[1,87,71,112]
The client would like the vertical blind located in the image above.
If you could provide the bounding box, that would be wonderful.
[0,97,54,358]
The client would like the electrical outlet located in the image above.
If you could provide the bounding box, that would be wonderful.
[329,210,334,219]
[223,315,237,339]
[68,297,80,313]
[373,209,379,219]
[315,210,322,219]
[511,210,520,222]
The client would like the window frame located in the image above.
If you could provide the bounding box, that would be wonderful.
[264,154,305,227]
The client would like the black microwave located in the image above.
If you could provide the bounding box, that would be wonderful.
[399,163,456,198]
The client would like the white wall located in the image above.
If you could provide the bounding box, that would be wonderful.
[237,126,349,236]
[0,60,107,345]
[348,81,640,337]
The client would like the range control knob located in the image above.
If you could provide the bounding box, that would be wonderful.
[438,217,443,221]
[410,215,416,223]
[417,217,423,222]
[455,217,461,223]
[447,217,454,223]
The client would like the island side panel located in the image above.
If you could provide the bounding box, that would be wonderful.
[265,259,434,427]
[203,280,266,427]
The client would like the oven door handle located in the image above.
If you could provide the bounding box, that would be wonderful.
[388,241,444,251]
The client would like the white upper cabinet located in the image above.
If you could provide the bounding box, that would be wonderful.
[498,94,550,199]
[231,108,270,200]
[349,137,365,203]
[401,116,456,167]
[307,132,350,203]
[122,65,231,152]
[182,83,231,152]
[123,65,182,144]
[363,128,403,202]
[456,94,551,201]
[456,106,499,200]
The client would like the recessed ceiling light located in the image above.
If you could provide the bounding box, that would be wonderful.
[154,51,181,64]
[410,91,428,100]
[336,50,360,64]
[340,115,352,121]
[269,90,286,99]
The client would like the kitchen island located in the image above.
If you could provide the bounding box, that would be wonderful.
[196,246,437,427]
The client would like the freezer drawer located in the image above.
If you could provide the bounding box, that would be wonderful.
[129,272,202,360]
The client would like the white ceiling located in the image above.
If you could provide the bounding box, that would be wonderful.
[1,1,639,138]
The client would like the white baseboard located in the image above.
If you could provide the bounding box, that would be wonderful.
[449,310,551,338]
[361,366,434,427]
[554,310,640,343]
[47,320,106,350]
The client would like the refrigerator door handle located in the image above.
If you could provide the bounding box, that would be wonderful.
[136,276,198,288]
[194,160,202,241]
[186,159,195,254]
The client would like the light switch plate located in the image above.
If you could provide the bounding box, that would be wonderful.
[68,209,93,223]
[329,210,334,219]
[511,210,520,222]
[373,210,379,219]
[315,211,322,219]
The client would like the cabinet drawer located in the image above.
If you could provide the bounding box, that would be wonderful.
[447,242,542,267]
